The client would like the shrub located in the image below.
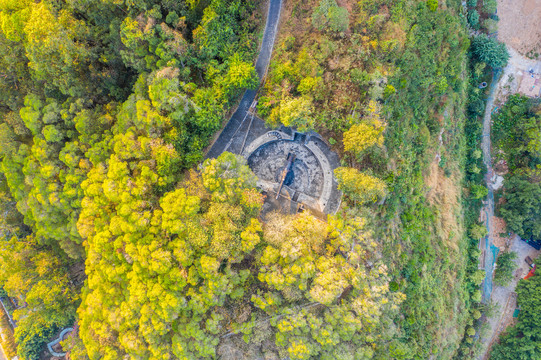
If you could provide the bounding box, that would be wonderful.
[471,184,489,199]
[350,68,371,87]
[472,290,482,302]
[328,6,349,33]
[469,223,488,240]
[427,0,438,12]
[312,0,349,33]
[483,18,498,33]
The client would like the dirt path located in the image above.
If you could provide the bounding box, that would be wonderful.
[480,236,539,359]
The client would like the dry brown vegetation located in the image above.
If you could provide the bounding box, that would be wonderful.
[426,160,463,252]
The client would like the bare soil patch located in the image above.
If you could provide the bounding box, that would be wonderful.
[426,160,461,251]
[497,0,541,56]
[492,216,508,248]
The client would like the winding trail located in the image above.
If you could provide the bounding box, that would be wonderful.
[480,69,501,305]
[206,0,282,159]
[477,67,504,360]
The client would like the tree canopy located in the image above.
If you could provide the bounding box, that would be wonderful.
[471,34,509,69]
[490,273,541,359]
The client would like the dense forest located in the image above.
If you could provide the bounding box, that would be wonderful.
[487,96,541,359]
[0,0,519,359]
[492,95,541,243]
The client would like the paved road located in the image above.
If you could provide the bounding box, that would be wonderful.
[206,0,282,159]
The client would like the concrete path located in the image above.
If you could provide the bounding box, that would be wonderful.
[480,69,502,305]
[477,47,541,359]
[206,0,282,159]
[478,45,541,306]
[480,235,540,359]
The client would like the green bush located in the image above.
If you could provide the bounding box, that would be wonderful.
[467,0,478,7]
[469,223,488,240]
[483,18,498,33]
[483,0,497,13]
[328,6,349,33]
[312,0,349,33]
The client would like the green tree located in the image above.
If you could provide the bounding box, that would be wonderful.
[469,223,488,240]
[0,234,78,360]
[467,10,480,29]
[470,184,488,199]
[78,149,263,358]
[427,0,438,11]
[490,272,541,359]
[327,6,349,33]
[500,173,541,240]
[259,212,403,359]
[276,96,314,132]
[471,34,509,68]
[494,251,518,286]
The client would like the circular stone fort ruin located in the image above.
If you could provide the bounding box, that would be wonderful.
[242,129,342,217]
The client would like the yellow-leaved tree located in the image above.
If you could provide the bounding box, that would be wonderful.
[342,100,386,155]
[334,166,387,204]
[252,211,404,360]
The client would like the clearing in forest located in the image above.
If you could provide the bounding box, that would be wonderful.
[497,0,541,56]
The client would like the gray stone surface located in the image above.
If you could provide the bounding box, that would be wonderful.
[245,131,341,216]
[248,141,324,198]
